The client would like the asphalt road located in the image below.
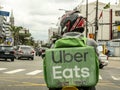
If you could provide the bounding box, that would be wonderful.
[0,56,119,90]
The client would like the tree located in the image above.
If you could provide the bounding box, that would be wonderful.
[9,25,23,45]
[19,33,31,45]
[9,25,35,46]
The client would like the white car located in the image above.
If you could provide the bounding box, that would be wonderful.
[15,45,35,60]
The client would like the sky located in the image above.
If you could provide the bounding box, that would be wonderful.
[0,0,118,41]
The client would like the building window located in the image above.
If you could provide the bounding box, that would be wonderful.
[115,10,120,16]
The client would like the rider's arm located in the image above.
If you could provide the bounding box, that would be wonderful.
[86,38,102,63]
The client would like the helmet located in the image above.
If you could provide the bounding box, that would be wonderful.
[60,10,85,35]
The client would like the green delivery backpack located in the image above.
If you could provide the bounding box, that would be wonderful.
[44,36,99,88]
[54,37,87,48]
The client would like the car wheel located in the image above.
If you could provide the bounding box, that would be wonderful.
[16,56,20,60]
[11,58,14,62]
[31,57,34,60]
[99,63,104,69]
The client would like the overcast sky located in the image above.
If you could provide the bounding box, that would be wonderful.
[0,0,118,41]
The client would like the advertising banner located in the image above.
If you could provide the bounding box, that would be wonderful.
[0,10,9,16]
[44,46,99,88]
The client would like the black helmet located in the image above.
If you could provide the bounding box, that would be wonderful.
[60,10,85,35]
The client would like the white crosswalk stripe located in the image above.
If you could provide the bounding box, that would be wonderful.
[4,69,25,74]
[26,70,43,75]
[99,75,102,80]
[0,68,7,71]
[0,67,119,80]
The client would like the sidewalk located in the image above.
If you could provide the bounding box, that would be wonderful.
[108,56,120,60]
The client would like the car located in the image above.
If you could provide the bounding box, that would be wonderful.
[41,47,49,58]
[0,45,15,61]
[35,47,41,56]
[15,45,35,60]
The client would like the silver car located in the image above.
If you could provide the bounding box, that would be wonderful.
[15,45,35,60]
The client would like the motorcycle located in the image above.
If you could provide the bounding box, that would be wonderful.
[44,47,99,90]
[43,35,99,90]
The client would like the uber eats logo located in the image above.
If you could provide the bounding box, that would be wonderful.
[51,50,90,79]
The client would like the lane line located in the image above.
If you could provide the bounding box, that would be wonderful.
[4,69,25,74]
[99,75,102,80]
[26,70,43,75]
[0,68,7,71]
[112,76,120,80]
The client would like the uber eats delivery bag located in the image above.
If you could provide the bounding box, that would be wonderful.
[43,37,99,88]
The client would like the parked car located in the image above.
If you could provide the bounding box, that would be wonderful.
[0,45,15,61]
[14,45,35,60]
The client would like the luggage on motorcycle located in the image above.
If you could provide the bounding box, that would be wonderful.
[43,37,99,88]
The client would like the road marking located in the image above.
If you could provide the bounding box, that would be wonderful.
[112,76,120,80]
[99,75,102,80]
[4,69,25,74]
[108,66,120,69]
[26,70,43,75]
[0,68,7,71]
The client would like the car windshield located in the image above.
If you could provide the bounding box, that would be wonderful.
[21,47,32,50]
[0,46,13,50]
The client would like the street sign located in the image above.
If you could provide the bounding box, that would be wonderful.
[0,10,9,16]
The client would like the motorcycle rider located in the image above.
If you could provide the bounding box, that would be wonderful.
[58,10,101,63]
[47,10,100,90]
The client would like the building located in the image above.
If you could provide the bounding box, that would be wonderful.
[9,10,14,26]
[75,1,120,56]
[0,9,15,45]
[48,27,58,43]
[76,1,120,41]
[0,16,6,39]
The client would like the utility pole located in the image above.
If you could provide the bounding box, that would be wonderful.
[86,0,88,37]
[95,0,99,41]
[110,9,113,40]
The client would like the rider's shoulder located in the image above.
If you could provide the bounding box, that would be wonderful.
[86,38,98,45]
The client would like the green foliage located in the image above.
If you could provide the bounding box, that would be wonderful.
[9,25,35,46]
